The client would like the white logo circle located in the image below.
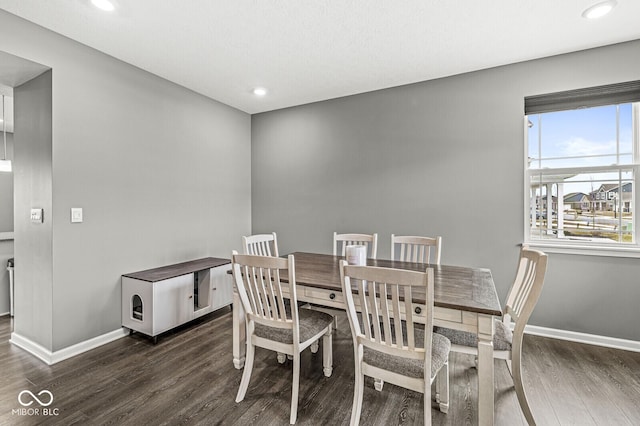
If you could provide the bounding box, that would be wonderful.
[18,390,54,407]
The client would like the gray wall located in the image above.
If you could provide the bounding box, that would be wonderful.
[14,71,53,348]
[252,39,640,342]
[1,10,251,352]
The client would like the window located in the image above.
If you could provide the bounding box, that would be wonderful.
[524,81,640,252]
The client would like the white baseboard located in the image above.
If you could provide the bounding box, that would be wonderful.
[10,328,129,365]
[10,333,53,364]
[525,325,640,353]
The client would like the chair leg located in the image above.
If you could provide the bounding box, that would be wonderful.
[351,364,364,425]
[290,353,301,424]
[374,378,384,391]
[506,358,513,376]
[512,351,536,425]
[435,361,449,413]
[235,343,255,402]
[423,386,432,426]
[323,327,333,377]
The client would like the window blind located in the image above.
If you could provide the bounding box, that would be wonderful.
[525,80,640,114]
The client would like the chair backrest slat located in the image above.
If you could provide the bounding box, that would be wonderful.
[273,269,287,320]
[391,234,442,265]
[391,285,403,346]
[357,279,372,340]
[263,267,280,320]
[333,232,378,258]
[368,281,382,343]
[379,283,393,347]
[404,286,415,349]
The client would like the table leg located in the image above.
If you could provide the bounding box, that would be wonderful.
[232,290,246,369]
[477,314,495,426]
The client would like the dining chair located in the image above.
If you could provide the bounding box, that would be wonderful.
[243,232,291,362]
[315,232,377,331]
[333,232,378,258]
[340,261,450,425]
[391,234,442,264]
[242,232,279,257]
[434,247,548,426]
[231,251,334,424]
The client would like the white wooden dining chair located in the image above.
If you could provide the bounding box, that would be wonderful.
[434,247,548,426]
[243,232,292,362]
[231,252,334,424]
[315,232,378,331]
[333,232,378,258]
[391,234,442,264]
[242,232,279,257]
[340,261,450,425]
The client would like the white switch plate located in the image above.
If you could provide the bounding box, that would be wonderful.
[71,208,83,223]
[30,208,44,223]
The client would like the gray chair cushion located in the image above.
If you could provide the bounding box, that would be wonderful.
[254,308,333,344]
[433,319,512,351]
[363,332,450,379]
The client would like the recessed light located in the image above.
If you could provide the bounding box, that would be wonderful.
[91,0,115,12]
[253,87,267,96]
[582,0,617,19]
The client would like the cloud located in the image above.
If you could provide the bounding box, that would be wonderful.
[557,137,617,158]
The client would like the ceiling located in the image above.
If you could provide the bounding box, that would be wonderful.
[0,1,639,114]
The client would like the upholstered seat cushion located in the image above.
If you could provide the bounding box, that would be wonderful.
[433,319,513,351]
[359,320,450,380]
[363,332,450,379]
[254,309,334,344]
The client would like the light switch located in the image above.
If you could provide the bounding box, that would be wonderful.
[30,208,44,223]
[71,208,83,223]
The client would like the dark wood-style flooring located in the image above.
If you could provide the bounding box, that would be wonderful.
[1,310,639,425]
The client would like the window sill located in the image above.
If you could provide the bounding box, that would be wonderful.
[524,240,640,258]
[0,232,14,241]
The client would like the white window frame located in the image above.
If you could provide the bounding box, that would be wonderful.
[524,102,640,258]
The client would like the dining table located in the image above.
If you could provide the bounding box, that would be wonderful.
[231,251,502,426]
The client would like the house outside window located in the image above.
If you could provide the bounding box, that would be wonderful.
[524,81,640,254]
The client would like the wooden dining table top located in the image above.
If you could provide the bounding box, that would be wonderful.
[280,252,502,317]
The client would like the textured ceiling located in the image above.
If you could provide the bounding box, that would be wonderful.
[0,1,639,114]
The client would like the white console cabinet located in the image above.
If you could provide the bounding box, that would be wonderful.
[122,257,232,342]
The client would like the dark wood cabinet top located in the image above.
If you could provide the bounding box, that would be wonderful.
[123,257,230,283]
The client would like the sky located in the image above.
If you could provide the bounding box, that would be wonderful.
[527,103,634,196]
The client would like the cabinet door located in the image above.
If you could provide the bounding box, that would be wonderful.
[210,265,233,311]
[153,274,194,335]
